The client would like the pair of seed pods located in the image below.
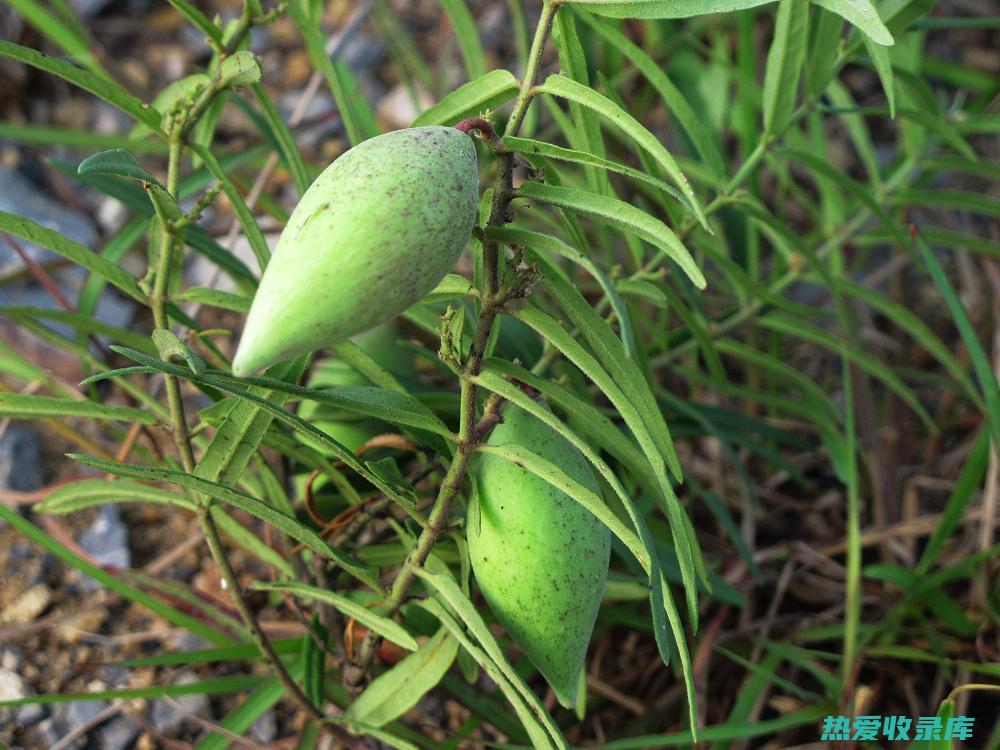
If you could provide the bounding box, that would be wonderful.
[235,126,610,707]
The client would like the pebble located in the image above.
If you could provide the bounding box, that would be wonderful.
[77,505,131,592]
[99,714,140,750]
[0,425,42,492]
[249,709,277,743]
[0,583,52,625]
[149,671,209,734]
[0,667,45,728]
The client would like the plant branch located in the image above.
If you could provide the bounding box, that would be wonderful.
[199,505,325,720]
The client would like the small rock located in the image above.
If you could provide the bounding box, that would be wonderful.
[99,714,140,750]
[77,506,130,591]
[16,700,46,727]
[0,667,28,701]
[1,667,44,727]
[0,425,42,492]
[63,699,109,731]
[149,672,209,734]
[0,583,52,625]
[249,709,277,743]
[1,645,24,670]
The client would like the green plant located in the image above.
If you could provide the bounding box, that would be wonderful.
[1,0,997,747]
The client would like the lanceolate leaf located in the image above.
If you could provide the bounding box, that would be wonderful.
[564,0,778,19]
[504,136,688,206]
[413,69,519,127]
[536,74,707,227]
[38,478,196,514]
[345,627,458,727]
[574,11,727,181]
[814,0,894,45]
[516,181,706,288]
[0,210,145,302]
[0,393,156,423]
[69,453,383,591]
[414,570,568,749]
[512,306,702,629]
[0,40,161,131]
[252,582,419,651]
[762,0,810,136]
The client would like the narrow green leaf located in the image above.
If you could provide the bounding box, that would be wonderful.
[414,570,568,749]
[536,74,707,227]
[69,454,382,591]
[346,627,458,727]
[516,181,706,288]
[504,136,688,206]
[762,0,810,135]
[413,69,519,127]
[287,0,377,146]
[165,0,223,44]
[172,287,251,313]
[437,0,487,79]
[575,11,727,181]
[564,0,778,19]
[0,40,161,131]
[0,675,262,708]
[250,83,311,196]
[913,229,1000,448]
[0,393,156,423]
[37,478,196,514]
[252,582,419,651]
[5,0,108,77]
[0,210,145,302]
[814,0,894,45]
[512,306,702,633]
[863,36,896,117]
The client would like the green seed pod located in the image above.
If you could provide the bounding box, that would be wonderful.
[468,403,611,707]
[233,126,478,376]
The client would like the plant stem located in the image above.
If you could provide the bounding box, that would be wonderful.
[345,1,559,688]
[146,0,328,726]
[200,505,325,720]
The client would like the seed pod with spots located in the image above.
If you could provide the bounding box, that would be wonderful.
[468,403,611,707]
[233,126,478,376]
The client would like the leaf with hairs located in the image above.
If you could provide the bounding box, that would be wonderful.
[252,581,419,651]
[0,210,145,302]
[516,182,705,288]
[413,69,519,126]
[0,40,161,131]
[536,74,706,226]
[346,627,458,727]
